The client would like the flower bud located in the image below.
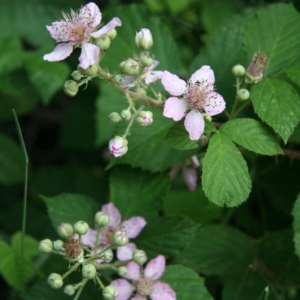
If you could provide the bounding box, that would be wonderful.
[63,80,78,97]
[82,264,97,280]
[53,240,64,251]
[245,50,267,83]
[237,88,250,101]
[113,230,128,246]
[95,211,110,227]
[198,135,208,147]
[95,35,111,51]
[103,285,119,300]
[38,239,53,254]
[107,28,117,40]
[202,113,212,122]
[121,110,132,121]
[108,112,122,123]
[232,64,245,77]
[114,74,125,85]
[133,249,147,265]
[64,285,75,296]
[103,250,113,262]
[136,111,153,127]
[57,223,74,238]
[71,70,83,81]
[136,87,147,97]
[121,59,139,76]
[135,28,153,50]
[141,53,153,67]
[48,273,63,289]
[109,136,128,157]
[117,266,127,276]
[81,64,99,76]
[74,221,89,235]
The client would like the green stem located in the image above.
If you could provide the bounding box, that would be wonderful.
[93,226,102,253]
[12,109,29,283]
[229,77,241,119]
[122,105,144,139]
[234,265,251,300]
[231,100,251,119]
[95,275,105,289]
[62,262,80,279]
[73,279,88,300]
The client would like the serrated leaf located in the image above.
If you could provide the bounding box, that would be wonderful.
[286,60,300,88]
[174,225,254,275]
[220,118,283,155]
[42,193,98,229]
[162,265,213,300]
[244,3,300,76]
[204,118,216,134]
[202,132,251,207]
[0,133,24,185]
[251,78,300,143]
[292,193,300,259]
[110,166,170,219]
[135,215,199,259]
[161,121,199,150]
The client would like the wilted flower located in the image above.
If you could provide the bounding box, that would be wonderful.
[245,50,268,83]
[111,255,176,300]
[162,66,225,140]
[43,2,121,69]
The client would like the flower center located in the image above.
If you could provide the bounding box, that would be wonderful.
[73,24,86,38]
[101,227,115,245]
[136,278,153,296]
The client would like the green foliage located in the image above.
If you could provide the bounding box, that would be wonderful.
[292,194,300,259]
[202,132,252,207]
[286,60,300,88]
[220,118,283,155]
[251,78,300,143]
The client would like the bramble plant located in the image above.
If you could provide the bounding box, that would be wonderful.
[2,0,300,299]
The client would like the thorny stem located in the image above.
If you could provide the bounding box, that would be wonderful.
[73,279,88,300]
[62,262,80,279]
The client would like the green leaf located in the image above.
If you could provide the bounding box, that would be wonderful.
[174,225,254,275]
[42,193,98,229]
[286,60,300,88]
[292,194,300,259]
[220,118,283,155]
[251,78,300,143]
[163,188,222,225]
[202,132,252,207]
[0,240,12,270]
[244,3,300,76]
[204,118,217,134]
[161,121,199,150]
[110,166,170,219]
[11,232,39,258]
[0,133,24,185]
[162,265,213,300]
[135,215,199,259]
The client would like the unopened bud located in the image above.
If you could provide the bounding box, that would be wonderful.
[103,250,113,262]
[121,59,139,76]
[133,249,147,265]
[107,28,117,40]
[95,35,111,51]
[117,266,127,276]
[114,74,125,85]
[39,239,53,254]
[232,64,245,77]
[136,111,153,127]
[202,113,212,122]
[64,285,75,296]
[108,112,122,123]
[53,240,64,251]
[95,211,110,226]
[198,135,208,147]
[82,264,97,279]
[136,87,147,97]
[113,230,128,246]
[81,64,99,76]
[141,53,153,67]
[121,110,132,121]
[135,28,153,50]
[63,80,78,97]
[109,136,128,157]
[48,273,63,289]
[74,221,89,235]
[237,88,250,101]
[57,223,74,238]
[71,70,83,81]
[103,285,118,300]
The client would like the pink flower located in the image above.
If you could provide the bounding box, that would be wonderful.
[109,136,128,157]
[81,203,147,261]
[43,2,122,69]
[111,255,176,300]
[162,66,225,140]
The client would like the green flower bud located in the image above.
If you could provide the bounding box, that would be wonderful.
[71,70,83,81]
[74,221,89,235]
[132,249,147,265]
[82,263,97,280]
[95,35,111,51]
[114,74,125,85]
[202,113,212,122]
[64,284,75,296]
[121,110,132,121]
[107,28,117,40]
[141,53,153,67]
[136,111,153,127]
[48,273,63,289]
[57,223,74,238]
[113,230,128,246]
[121,59,139,76]
[103,250,113,261]
[108,112,122,123]
[38,239,53,254]
[135,28,153,50]
[81,64,99,76]
[63,80,78,97]
[198,135,208,147]
[117,266,127,277]
[237,88,250,101]
[95,211,110,226]
[136,87,147,97]
[103,285,119,300]
[232,64,245,77]
[53,240,64,251]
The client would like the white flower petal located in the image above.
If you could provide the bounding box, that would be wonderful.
[151,282,176,300]
[91,17,122,38]
[161,71,186,96]
[111,279,134,300]
[145,71,163,84]
[184,110,205,140]
[116,243,137,261]
[144,255,165,280]
[43,43,73,62]
[204,92,226,116]
[190,65,215,85]
[80,3,102,27]
[78,42,100,69]
[163,97,187,121]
